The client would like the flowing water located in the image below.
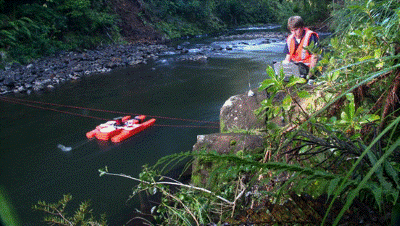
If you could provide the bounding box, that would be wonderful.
[0,27,285,225]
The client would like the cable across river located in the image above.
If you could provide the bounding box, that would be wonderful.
[0,96,220,129]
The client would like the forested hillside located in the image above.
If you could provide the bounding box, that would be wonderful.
[0,0,331,66]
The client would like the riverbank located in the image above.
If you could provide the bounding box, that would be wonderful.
[0,43,173,95]
[0,30,288,96]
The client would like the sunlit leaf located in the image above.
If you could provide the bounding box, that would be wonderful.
[273,106,281,116]
[297,90,311,98]
[360,114,380,124]
[376,62,384,69]
[282,95,292,111]
[286,76,300,87]
[299,146,308,154]
[259,79,275,90]
[359,55,373,62]
[266,66,275,78]
[374,49,382,59]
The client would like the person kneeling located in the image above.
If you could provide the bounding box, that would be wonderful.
[283,16,319,78]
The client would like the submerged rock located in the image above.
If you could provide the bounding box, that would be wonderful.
[176,54,208,62]
[57,144,72,152]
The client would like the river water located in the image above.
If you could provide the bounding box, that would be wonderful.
[0,27,285,225]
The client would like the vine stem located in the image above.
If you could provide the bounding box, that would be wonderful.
[101,171,234,205]
[159,187,200,226]
[43,207,73,226]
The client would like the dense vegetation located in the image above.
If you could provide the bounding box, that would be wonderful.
[0,0,120,64]
[4,0,400,225]
[0,0,330,66]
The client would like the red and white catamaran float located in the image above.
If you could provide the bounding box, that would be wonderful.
[86,115,156,143]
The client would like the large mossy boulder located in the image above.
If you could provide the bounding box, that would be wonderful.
[191,87,289,186]
[219,89,268,132]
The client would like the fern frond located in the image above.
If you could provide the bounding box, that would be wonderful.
[323,115,400,225]
[152,151,193,174]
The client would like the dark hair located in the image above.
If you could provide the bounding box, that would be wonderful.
[287,16,304,30]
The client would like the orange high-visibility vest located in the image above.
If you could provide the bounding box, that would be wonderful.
[286,28,319,65]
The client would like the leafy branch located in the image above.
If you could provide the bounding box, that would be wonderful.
[98,167,235,206]
[33,194,107,226]
[259,65,309,121]
[99,164,249,226]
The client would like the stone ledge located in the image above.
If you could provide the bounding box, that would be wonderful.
[192,133,264,186]
[193,133,264,154]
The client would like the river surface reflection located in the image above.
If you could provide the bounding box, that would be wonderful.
[0,28,285,225]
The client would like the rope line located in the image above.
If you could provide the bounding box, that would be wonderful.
[0,97,220,129]
[1,97,108,121]
[155,124,219,129]
[0,96,219,125]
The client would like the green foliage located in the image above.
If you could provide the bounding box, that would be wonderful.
[0,186,21,226]
[144,0,226,38]
[336,93,380,135]
[318,0,400,127]
[0,0,119,65]
[54,0,118,38]
[33,194,107,226]
[256,64,308,133]
[215,0,249,26]
[273,0,331,30]
[144,0,330,39]
[0,15,43,63]
[99,155,232,225]
[323,116,400,225]
[285,0,400,224]
[154,19,204,40]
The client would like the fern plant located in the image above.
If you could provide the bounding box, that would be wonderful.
[33,194,107,226]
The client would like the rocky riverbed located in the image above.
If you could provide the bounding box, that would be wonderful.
[0,31,287,95]
[0,44,173,95]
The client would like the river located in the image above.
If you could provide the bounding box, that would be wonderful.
[0,27,286,225]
